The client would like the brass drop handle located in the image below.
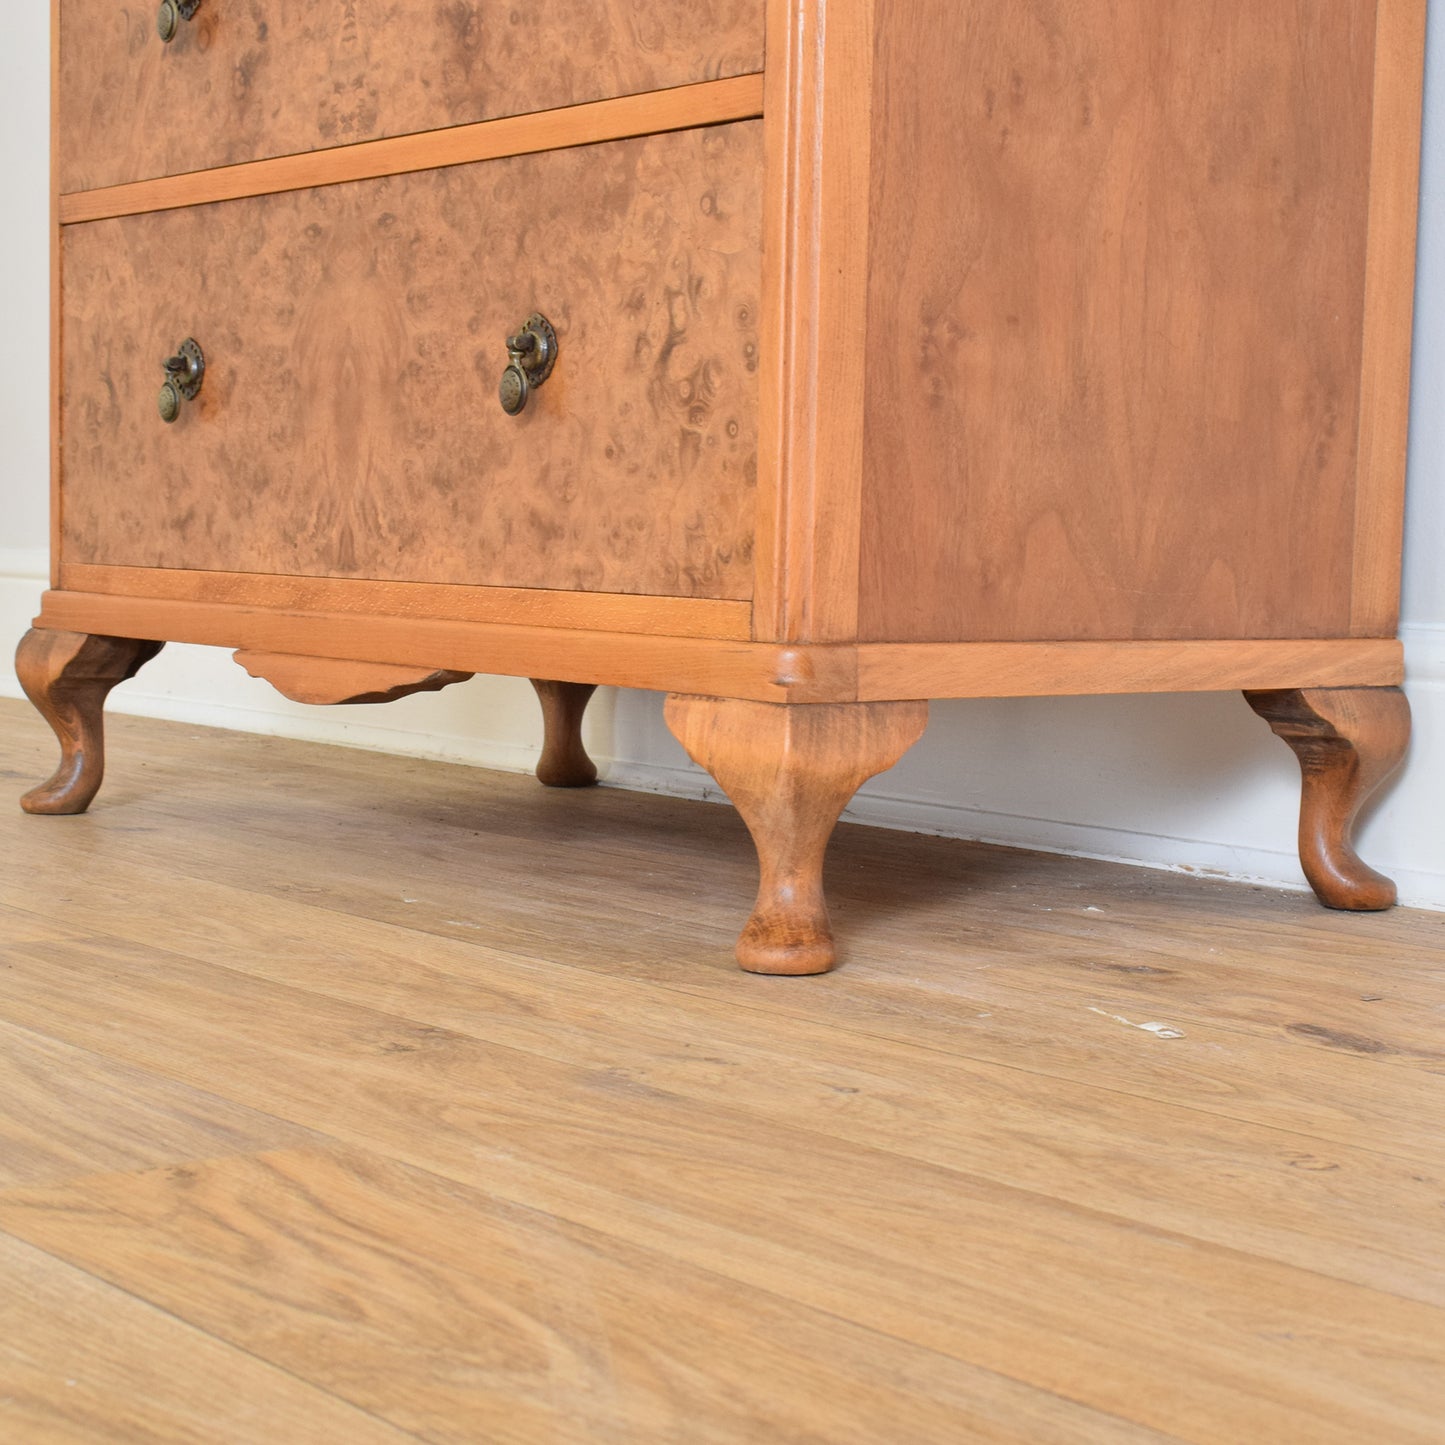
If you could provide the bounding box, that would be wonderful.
[157,0,202,44]
[499,313,558,416]
[158,338,205,424]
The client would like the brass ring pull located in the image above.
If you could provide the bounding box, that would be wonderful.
[158,338,205,424]
[157,0,202,43]
[499,313,558,416]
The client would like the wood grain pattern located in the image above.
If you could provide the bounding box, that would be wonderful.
[61,124,762,600]
[0,1149,1168,1445]
[0,1019,315,1190]
[233,652,474,706]
[58,564,754,640]
[31,591,1410,704]
[15,628,164,814]
[859,1,1377,643]
[58,0,765,192]
[851,638,1405,701]
[1351,0,1429,634]
[665,696,928,972]
[4,926,1444,1443]
[13,813,1445,1307]
[0,1232,413,1444]
[10,707,1436,1083]
[752,0,873,642]
[58,75,767,225]
[8,702,1445,1134]
[34,591,862,704]
[5,704,1445,1440]
[530,680,599,788]
[49,0,61,588]
[1246,686,1411,910]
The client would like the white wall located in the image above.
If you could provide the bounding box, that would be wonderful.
[0,0,53,558]
[4,12,1442,909]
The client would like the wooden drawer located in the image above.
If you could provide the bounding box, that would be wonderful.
[58,0,765,193]
[60,122,762,600]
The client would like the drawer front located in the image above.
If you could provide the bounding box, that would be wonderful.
[59,0,765,193]
[61,123,761,600]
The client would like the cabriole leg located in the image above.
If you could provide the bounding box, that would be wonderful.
[531,680,599,788]
[15,628,164,815]
[1245,686,1410,910]
[665,695,928,974]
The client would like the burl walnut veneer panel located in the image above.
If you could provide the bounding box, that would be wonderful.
[859,0,1376,644]
[59,0,765,193]
[62,123,761,599]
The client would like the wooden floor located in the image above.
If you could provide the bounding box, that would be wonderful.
[1,698,1443,1443]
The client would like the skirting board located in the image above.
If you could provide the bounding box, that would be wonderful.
[4,547,1443,910]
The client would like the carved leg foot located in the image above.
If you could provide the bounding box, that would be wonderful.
[531,680,598,787]
[665,695,928,974]
[15,629,164,815]
[1245,686,1410,910]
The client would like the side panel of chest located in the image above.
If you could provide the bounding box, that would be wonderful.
[60,123,762,600]
[857,0,1379,644]
[59,0,765,192]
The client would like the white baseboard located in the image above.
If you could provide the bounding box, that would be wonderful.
[0,548,46,678]
[608,752,1445,908]
[4,547,1442,910]
[602,676,1445,913]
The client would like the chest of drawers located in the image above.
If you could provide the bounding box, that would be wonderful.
[20,1,1425,972]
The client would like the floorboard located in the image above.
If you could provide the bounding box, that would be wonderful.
[2,700,1442,1442]
[0,1231,415,1443]
[0,1148,1177,1445]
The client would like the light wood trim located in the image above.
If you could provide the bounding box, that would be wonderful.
[31,589,1404,703]
[753,0,872,643]
[57,566,753,642]
[232,654,473,708]
[49,0,61,587]
[752,0,811,638]
[57,75,766,225]
[1351,0,1428,635]
[852,639,1406,701]
[34,592,859,704]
